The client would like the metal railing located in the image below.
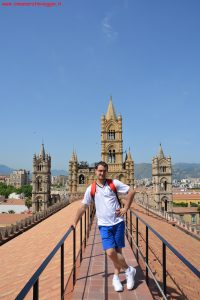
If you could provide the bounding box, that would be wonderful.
[14,200,200,299]
[124,207,200,299]
[15,202,95,300]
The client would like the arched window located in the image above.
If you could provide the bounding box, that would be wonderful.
[38,164,42,171]
[108,149,116,163]
[37,177,42,192]
[107,130,115,140]
[113,150,116,163]
[108,150,112,163]
[79,174,85,184]
[35,199,40,212]
[160,178,167,191]
[112,130,115,140]
[164,180,167,191]
[160,166,166,172]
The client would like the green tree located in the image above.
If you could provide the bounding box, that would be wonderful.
[190,202,198,207]
[0,183,16,198]
[0,183,32,198]
[17,185,32,197]
[25,197,32,209]
[173,202,188,207]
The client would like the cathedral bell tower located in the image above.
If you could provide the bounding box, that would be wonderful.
[67,96,135,195]
[101,96,123,172]
[101,96,134,187]
[68,151,78,193]
[152,144,172,212]
[32,144,51,212]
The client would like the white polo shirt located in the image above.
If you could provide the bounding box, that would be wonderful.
[82,179,130,226]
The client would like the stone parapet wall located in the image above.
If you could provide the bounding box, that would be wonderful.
[136,200,200,241]
[0,199,70,246]
[67,193,84,202]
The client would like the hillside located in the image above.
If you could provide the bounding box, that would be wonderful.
[1,163,200,180]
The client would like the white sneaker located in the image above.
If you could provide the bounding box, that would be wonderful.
[125,266,136,290]
[112,276,123,292]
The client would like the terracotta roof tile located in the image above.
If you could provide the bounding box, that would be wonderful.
[173,193,200,200]
[0,200,81,300]
[0,214,29,226]
[1,199,25,205]
[172,207,198,213]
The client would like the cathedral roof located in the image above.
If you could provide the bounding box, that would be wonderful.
[106,96,117,120]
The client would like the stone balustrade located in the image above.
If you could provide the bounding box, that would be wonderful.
[136,200,200,240]
[67,193,84,202]
[0,199,71,245]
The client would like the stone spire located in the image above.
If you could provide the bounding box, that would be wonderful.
[74,150,78,161]
[127,148,133,161]
[71,151,75,161]
[40,143,45,159]
[106,96,117,120]
[124,151,128,162]
[158,144,164,159]
[71,150,77,161]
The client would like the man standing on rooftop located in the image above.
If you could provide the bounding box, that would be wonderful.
[73,161,136,292]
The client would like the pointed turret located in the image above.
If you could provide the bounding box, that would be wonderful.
[74,150,78,161]
[106,96,117,120]
[124,151,128,162]
[71,150,76,161]
[127,148,133,161]
[158,144,164,159]
[40,144,45,159]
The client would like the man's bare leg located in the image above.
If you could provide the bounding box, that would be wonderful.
[106,248,128,275]
[114,248,124,275]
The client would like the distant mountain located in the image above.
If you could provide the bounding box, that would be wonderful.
[51,163,200,179]
[0,165,67,177]
[1,163,200,180]
[51,169,67,176]
[0,165,14,175]
[135,163,152,179]
[173,163,200,180]
[134,163,200,180]
[29,169,67,179]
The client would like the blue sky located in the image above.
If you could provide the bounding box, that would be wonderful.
[0,0,200,170]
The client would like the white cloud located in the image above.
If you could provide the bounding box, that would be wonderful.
[102,13,118,41]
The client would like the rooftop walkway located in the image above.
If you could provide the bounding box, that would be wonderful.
[0,200,199,299]
[68,220,153,300]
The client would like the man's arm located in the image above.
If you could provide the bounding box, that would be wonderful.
[116,188,136,217]
[72,203,88,228]
[72,186,92,228]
